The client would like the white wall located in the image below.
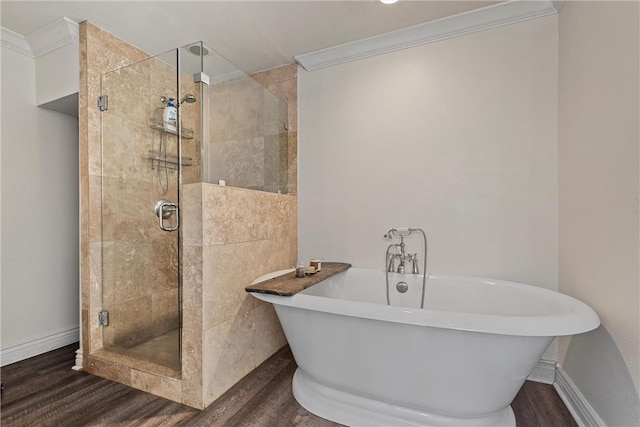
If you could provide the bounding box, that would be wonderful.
[1,44,79,364]
[558,1,640,425]
[299,16,558,291]
[35,41,79,108]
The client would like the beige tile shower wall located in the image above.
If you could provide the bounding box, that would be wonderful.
[205,64,297,195]
[207,78,269,190]
[178,64,298,408]
[201,184,296,406]
[251,64,298,196]
[180,182,297,408]
[80,20,150,359]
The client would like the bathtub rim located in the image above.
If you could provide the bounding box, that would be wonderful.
[250,269,600,337]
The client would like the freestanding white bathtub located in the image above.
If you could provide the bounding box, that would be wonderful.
[250,268,599,427]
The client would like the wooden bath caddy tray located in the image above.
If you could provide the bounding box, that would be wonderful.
[245,262,351,296]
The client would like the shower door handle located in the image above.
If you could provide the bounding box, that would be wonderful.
[155,200,179,232]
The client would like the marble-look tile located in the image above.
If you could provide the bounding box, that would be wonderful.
[181,327,203,409]
[254,192,297,242]
[151,288,180,337]
[101,177,171,241]
[85,21,149,79]
[81,309,90,364]
[181,184,203,247]
[112,329,180,371]
[252,302,287,368]
[80,200,91,309]
[203,242,260,330]
[288,132,298,196]
[181,245,203,331]
[88,176,102,242]
[201,185,297,246]
[131,369,182,403]
[182,136,202,185]
[88,242,102,310]
[88,306,104,353]
[209,78,264,143]
[86,355,132,386]
[287,101,298,134]
[205,62,297,195]
[147,237,179,293]
[79,109,89,178]
[87,108,102,178]
[202,236,296,329]
[101,58,152,124]
[263,90,288,137]
[202,185,265,245]
[103,295,153,348]
[209,137,266,190]
[203,299,255,406]
[251,63,297,88]
[149,55,177,115]
[266,78,297,106]
[79,23,88,109]
[263,133,289,193]
[102,240,150,304]
[92,347,180,379]
[102,113,157,182]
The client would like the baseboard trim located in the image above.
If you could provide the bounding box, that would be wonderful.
[1,327,79,366]
[527,359,557,384]
[554,366,605,427]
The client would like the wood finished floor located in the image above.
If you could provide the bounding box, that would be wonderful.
[1,343,576,427]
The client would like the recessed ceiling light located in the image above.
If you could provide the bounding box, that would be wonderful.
[380,0,399,4]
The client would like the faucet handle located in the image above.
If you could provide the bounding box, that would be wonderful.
[411,253,419,274]
[387,253,396,272]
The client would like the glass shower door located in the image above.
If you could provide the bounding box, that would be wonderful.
[99,49,182,370]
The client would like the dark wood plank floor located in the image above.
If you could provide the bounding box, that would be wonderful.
[1,343,576,427]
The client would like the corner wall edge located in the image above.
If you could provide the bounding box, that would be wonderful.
[554,365,606,427]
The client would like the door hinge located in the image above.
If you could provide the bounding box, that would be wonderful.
[98,310,109,326]
[97,95,109,112]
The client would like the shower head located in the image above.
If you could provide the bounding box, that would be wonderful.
[178,94,196,106]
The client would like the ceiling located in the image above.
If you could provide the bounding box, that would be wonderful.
[0,0,500,73]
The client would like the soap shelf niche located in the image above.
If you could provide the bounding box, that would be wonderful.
[149,119,194,139]
[147,150,193,171]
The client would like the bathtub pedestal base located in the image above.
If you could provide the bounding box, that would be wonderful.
[292,369,516,427]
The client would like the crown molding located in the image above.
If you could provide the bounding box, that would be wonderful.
[295,0,563,71]
[25,17,79,58]
[1,26,33,57]
[1,17,79,59]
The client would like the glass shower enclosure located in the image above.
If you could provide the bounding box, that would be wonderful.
[99,46,200,371]
[98,42,289,372]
